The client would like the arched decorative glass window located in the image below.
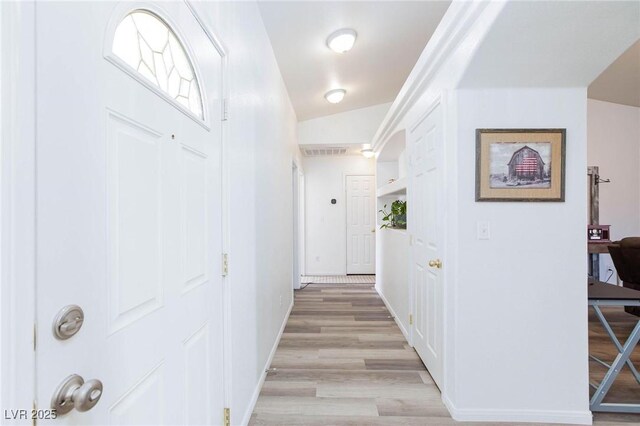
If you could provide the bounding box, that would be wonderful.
[112,10,203,119]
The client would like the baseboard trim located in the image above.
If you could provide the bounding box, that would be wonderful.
[240,300,293,426]
[375,286,411,345]
[443,395,593,425]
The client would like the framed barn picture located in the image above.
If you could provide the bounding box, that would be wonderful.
[476,128,566,202]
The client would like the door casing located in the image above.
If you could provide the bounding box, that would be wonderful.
[0,1,37,417]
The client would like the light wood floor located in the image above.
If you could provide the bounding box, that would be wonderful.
[249,281,640,425]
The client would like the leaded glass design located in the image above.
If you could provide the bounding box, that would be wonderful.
[112,11,203,119]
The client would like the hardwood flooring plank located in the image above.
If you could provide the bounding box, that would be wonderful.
[286,319,396,327]
[253,396,379,416]
[365,359,427,371]
[279,340,406,350]
[283,326,322,333]
[320,326,402,334]
[265,369,426,384]
[270,358,367,370]
[375,398,451,417]
[259,381,317,397]
[358,333,409,342]
[319,349,422,360]
[316,383,438,399]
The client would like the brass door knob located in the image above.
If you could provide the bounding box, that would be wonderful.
[428,259,442,269]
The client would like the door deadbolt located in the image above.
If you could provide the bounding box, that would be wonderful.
[51,374,103,415]
[53,305,84,340]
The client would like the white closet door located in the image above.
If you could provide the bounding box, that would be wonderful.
[409,103,444,389]
[346,175,376,274]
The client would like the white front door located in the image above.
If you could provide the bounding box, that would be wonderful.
[409,103,444,389]
[346,175,376,274]
[35,2,225,424]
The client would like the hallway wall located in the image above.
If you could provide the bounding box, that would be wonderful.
[452,88,590,420]
[193,2,301,424]
[303,156,375,275]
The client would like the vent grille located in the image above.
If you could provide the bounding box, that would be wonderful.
[301,147,348,157]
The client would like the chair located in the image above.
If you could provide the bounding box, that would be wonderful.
[609,237,640,316]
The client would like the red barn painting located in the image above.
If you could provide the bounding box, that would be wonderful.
[507,145,545,181]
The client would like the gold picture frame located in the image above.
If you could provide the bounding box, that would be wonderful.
[476,129,566,202]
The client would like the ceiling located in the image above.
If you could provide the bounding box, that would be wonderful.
[458,1,640,90]
[258,1,451,121]
[589,39,640,107]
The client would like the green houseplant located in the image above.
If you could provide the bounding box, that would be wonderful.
[379,200,407,229]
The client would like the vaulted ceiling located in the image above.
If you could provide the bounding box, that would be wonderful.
[589,39,640,108]
[258,1,451,121]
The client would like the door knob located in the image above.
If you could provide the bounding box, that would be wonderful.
[428,259,442,269]
[51,374,103,415]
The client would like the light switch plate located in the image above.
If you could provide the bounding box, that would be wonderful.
[477,221,490,240]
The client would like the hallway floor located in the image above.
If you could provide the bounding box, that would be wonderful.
[250,279,640,425]
[249,280,454,425]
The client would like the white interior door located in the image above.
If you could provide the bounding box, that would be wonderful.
[35,2,225,424]
[409,103,444,389]
[346,175,376,274]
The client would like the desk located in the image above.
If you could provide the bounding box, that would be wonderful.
[588,243,614,280]
[588,281,640,413]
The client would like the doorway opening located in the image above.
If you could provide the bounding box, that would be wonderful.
[292,161,301,290]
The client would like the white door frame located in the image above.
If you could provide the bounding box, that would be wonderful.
[292,161,300,289]
[292,158,305,287]
[0,1,232,419]
[1,1,37,417]
[298,170,306,278]
[184,0,232,414]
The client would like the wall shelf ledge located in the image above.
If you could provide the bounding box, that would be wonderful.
[377,177,407,197]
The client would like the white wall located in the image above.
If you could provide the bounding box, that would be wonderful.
[587,99,640,280]
[303,156,375,275]
[377,228,410,339]
[298,103,391,145]
[451,88,589,421]
[194,3,301,423]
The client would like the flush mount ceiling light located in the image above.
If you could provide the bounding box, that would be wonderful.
[324,88,346,104]
[361,148,375,159]
[326,28,357,53]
